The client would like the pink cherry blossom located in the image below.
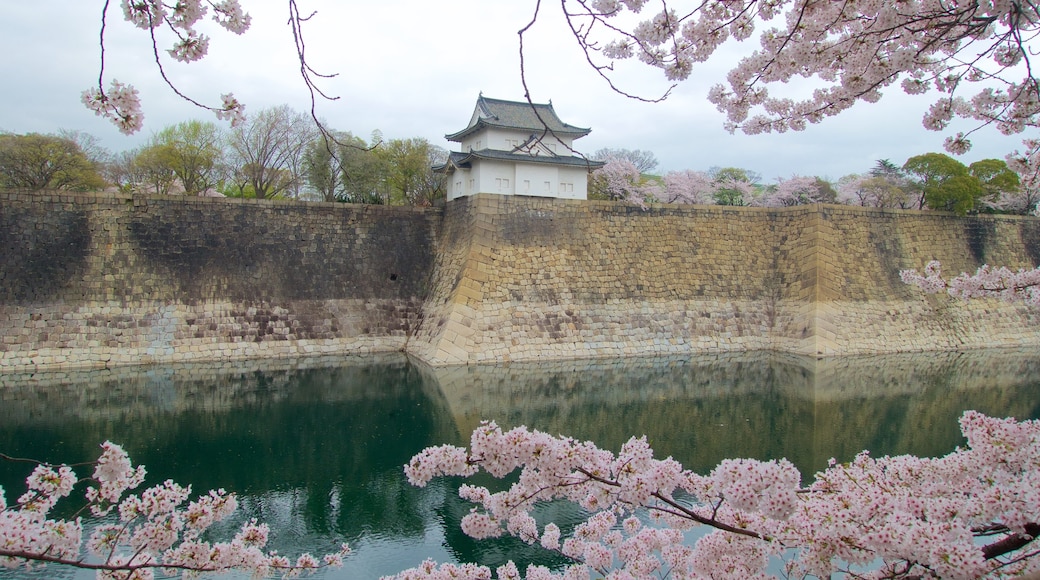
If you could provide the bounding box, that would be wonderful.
[84,0,252,133]
[556,0,1040,187]
[0,441,348,578]
[902,260,1040,306]
[81,80,144,136]
[390,413,1040,579]
[755,175,826,207]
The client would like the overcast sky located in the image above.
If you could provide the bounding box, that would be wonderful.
[0,1,1025,181]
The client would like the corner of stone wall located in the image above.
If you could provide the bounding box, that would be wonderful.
[804,205,834,356]
[407,195,485,365]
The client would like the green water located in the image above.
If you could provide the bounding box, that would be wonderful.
[1,350,1039,578]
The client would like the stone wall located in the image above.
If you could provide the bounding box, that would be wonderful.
[2,191,1039,371]
[0,191,440,369]
[410,195,1040,364]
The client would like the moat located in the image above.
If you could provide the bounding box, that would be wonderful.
[1,349,1038,578]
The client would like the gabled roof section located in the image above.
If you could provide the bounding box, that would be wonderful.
[446,95,593,142]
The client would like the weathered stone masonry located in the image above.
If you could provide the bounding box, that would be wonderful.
[0,191,439,369]
[412,195,1040,364]
[1,191,1039,371]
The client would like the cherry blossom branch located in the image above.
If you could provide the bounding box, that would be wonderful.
[550,0,1039,184]
[399,413,1040,579]
[982,523,1040,560]
[84,0,249,134]
[572,466,771,540]
[559,1,675,102]
[0,441,348,578]
[0,549,318,574]
[900,260,1040,306]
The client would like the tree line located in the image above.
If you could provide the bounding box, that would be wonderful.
[2,127,1030,215]
[0,105,448,206]
[589,148,1030,216]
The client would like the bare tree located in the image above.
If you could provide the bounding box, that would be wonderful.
[227,105,315,199]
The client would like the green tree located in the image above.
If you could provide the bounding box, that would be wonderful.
[303,133,347,202]
[376,138,446,206]
[132,143,179,195]
[812,178,838,204]
[903,153,984,215]
[968,159,1021,208]
[0,133,106,191]
[153,120,226,195]
[708,166,760,206]
[341,133,387,204]
[870,159,902,179]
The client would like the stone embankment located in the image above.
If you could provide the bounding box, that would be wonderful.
[412,195,1040,364]
[0,191,438,369]
[1,190,1038,371]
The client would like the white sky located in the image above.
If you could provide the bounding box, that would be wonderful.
[0,0,1027,181]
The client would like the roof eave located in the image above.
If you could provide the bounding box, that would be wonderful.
[446,122,592,142]
[465,150,606,169]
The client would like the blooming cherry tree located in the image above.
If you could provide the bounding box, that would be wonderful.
[589,159,661,205]
[394,412,1040,579]
[837,173,916,208]
[755,175,825,207]
[1,441,348,578]
[659,170,714,204]
[554,0,1040,187]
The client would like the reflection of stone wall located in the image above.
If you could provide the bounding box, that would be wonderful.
[0,353,415,426]
[420,349,1040,475]
[412,196,1040,364]
[0,191,439,370]
[2,351,1038,478]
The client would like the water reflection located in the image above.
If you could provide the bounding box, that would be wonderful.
[425,349,1040,475]
[1,349,1038,578]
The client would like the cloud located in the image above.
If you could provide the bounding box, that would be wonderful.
[0,0,1024,180]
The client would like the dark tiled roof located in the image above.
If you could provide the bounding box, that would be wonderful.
[445,96,592,142]
[433,150,605,173]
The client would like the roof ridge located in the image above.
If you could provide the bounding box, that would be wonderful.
[476,95,498,121]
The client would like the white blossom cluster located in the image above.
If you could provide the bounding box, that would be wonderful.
[83,0,251,134]
[81,80,143,135]
[1,441,348,578]
[901,260,1040,306]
